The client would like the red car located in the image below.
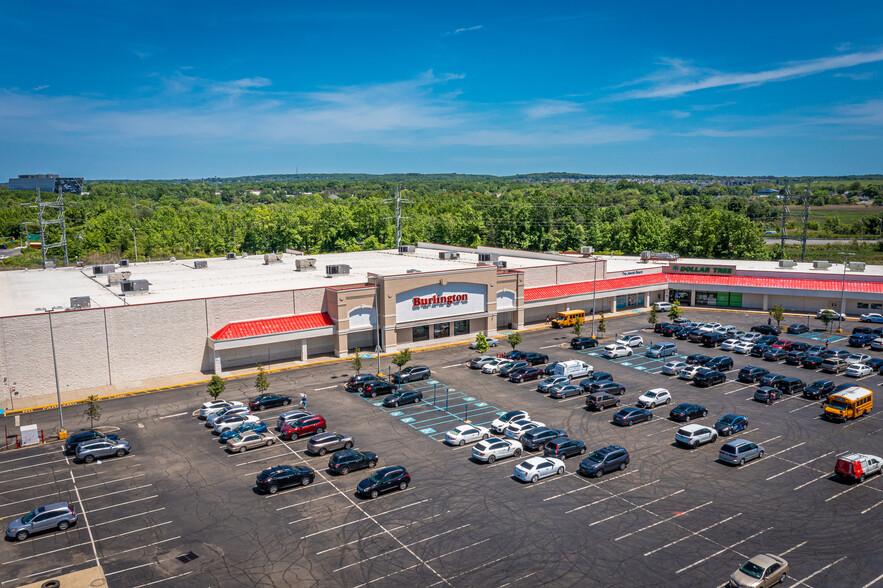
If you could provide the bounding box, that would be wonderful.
[280,415,327,440]
[770,340,793,351]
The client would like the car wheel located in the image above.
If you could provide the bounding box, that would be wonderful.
[859,473,866,483]
[619,462,627,471]
[531,475,539,483]
[370,490,379,499]
[691,441,698,449]
[580,446,586,455]
[370,392,377,398]
[340,467,350,475]
[316,427,324,434]
[57,520,70,531]
[116,448,127,457]
[268,484,279,494]
[514,448,522,457]
[259,404,266,411]
[459,439,465,447]
[650,402,656,409]
[557,466,564,475]
[267,439,274,446]
[739,458,746,466]
[627,420,633,426]
[393,402,398,408]
[758,450,765,459]
[399,481,408,491]
[239,446,247,453]
[594,469,604,478]
[368,460,377,468]
[487,455,496,464]
[481,434,488,441]
[16,530,28,541]
[344,441,353,449]
[685,415,691,422]
[84,454,95,464]
[284,399,291,405]
[318,448,327,456]
[702,411,707,417]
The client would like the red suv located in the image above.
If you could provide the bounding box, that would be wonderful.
[280,415,326,440]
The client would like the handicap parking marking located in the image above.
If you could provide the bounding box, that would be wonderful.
[463,396,476,401]
[620,362,633,366]
[634,366,647,371]
[419,428,436,434]
[475,402,488,407]
[390,411,403,417]
[372,401,383,407]
[401,417,416,423]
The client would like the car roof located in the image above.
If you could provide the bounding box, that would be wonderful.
[678,424,708,432]
[748,554,783,568]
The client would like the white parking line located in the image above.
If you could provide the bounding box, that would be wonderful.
[789,557,848,587]
[779,541,808,556]
[614,501,713,541]
[299,499,431,538]
[861,497,883,515]
[232,448,293,466]
[0,561,97,586]
[539,344,561,349]
[863,571,883,587]
[314,385,338,390]
[522,472,577,487]
[97,520,173,542]
[790,402,823,413]
[81,484,153,502]
[92,507,166,527]
[589,489,685,527]
[333,524,470,572]
[766,453,834,480]
[676,527,772,574]
[498,572,538,588]
[277,492,341,511]
[440,363,463,368]
[0,458,67,475]
[794,473,831,491]
[159,412,188,419]
[88,495,159,513]
[644,513,742,556]
[0,473,93,495]
[428,556,508,587]
[354,536,492,587]
[317,511,449,556]
[105,560,167,577]
[544,471,637,501]
[566,481,659,514]
[756,435,783,445]
[70,470,100,568]
[0,451,60,465]
[105,535,181,558]
[132,571,193,588]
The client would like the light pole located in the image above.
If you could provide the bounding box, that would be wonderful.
[590,255,598,336]
[837,251,855,332]
[47,311,65,431]
[131,227,139,264]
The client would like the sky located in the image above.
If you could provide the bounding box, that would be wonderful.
[1,1,882,179]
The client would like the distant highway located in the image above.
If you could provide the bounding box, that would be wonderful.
[763,237,879,245]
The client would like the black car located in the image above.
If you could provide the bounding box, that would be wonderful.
[705,356,733,371]
[737,366,769,383]
[789,341,810,352]
[571,337,598,350]
[544,438,587,459]
[382,389,423,408]
[866,358,883,371]
[509,367,543,383]
[784,351,808,366]
[759,373,786,387]
[612,407,653,426]
[356,466,410,499]
[803,379,835,400]
[503,351,527,360]
[362,380,397,398]
[688,329,706,343]
[63,430,119,456]
[693,369,726,387]
[686,354,712,365]
[848,333,875,348]
[852,326,873,335]
[521,427,568,451]
[255,465,315,494]
[773,377,805,396]
[675,328,694,340]
[754,387,781,404]
[669,403,708,422]
[757,335,780,346]
[750,344,771,358]
[544,361,564,375]
[787,324,809,335]
[654,322,671,334]
[763,348,788,362]
[328,450,379,475]
[802,355,825,369]
[700,332,727,348]
[661,324,681,337]
[521,352,550,366]
[751,325,781,336]
[345,374,381,393]
[588,381,626,395]
[579,372,613,389]
[391,365,431,384]
[578,445,630,478]
[249,394,292,411]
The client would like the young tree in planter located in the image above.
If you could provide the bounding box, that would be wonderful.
[648,307,658,327]
[769,305,785,328]
[83,395,102,429]
[572,317,584,337]
[254,364,270,395]
[667,301,683,322]
[507,332,522,351]
[207,375,226,400]
[351,348,363,375]
[597,313,607,338]
[391,348,412,381]
[819,309,834,332]
[473,332,489,355]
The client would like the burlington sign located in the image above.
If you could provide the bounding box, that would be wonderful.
[412,294,468,307]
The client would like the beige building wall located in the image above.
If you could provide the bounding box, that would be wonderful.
[206,291,296,334]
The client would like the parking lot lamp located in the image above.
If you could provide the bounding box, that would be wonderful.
[47,310,65,432]
[591,256,598,336]
[837,252,855,332]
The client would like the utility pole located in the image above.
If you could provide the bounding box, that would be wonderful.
[779,180,790,253]
[801,181,811,262]
[383,183,410,249]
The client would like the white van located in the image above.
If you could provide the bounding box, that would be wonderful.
[553,360,593,379]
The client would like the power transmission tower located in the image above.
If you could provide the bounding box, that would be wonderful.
[383,183,410,249]
[801,181,811,261]
[23,187,70,268]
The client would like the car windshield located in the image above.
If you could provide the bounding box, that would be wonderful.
[739,561,765,579]
[367,472,386,483]
[718,415,735,424]
[585,451,604,463]
[21,507,43,524]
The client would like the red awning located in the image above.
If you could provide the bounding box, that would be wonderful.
[524,274,667,302]
[211,312,334,341]
[665,273,883,294]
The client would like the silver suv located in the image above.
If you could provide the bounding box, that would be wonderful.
[76,438,131,463]
[6,502,78,541]
[719,439,765,466]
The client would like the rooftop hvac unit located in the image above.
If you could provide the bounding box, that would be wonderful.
[439,251,460,260]
[43,261,56,269]
[76,260,85,268]
[263,253,283,265]
[120,279,149,295]
[778,260,797,268]
[848,261,867,272]
[226,252,236,260]
[119,259,129,267]
[169,257,176,262]
[194,260,208,269]
[398,245,416,254]
[478,253,499,262]
[406,269,421,274]
[107,272,131,285]
[92,264,116,275]
[295,258,317,271]
[326,264,351,276]
[580,246,594,255]
[69,296,91,310]
[640,251,680,262]
[493,260,508,269]
[813,261,831,270]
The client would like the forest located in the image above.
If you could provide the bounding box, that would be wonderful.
[1,176,882,267]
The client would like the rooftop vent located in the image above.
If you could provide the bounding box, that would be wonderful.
[493,260,508,269]
[544,250,560,255]
[107,272,132,285]
[119,259,129,267]
[478,253,499,262]
[848,261,867,272]
[640,251,680,262]
[92,264,116,275]
[226,252,236,260]
[169,257,176,262]
[326,264,351,276]
[295,258,317,271]
[580,246,594,255]
[439,251,460,260]
[778,260,797,268]
[263,253,283,265]
[120,279,149,295]
[194,260,208,269]
[76,260,85,268]
[42,261,56,269]
[813,261,831,270]
[398,245,416,254]
[406,269,421,274]
[69,296,91,310]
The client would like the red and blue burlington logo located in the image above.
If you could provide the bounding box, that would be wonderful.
[412,294,468,307]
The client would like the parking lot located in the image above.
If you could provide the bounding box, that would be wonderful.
[2,309,882,587]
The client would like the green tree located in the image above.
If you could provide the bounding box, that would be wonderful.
[473,332,489,355]
[648,307,658,326]
[572,317,584,337]
[254,364,270,395]
[507,332,522,351]
[597,313,607,337]
[769,305,785,327]
[391,348,412,380]
[207,375,226,400]
[351,348,363,375]
[819,309,835,332]
[83,395,101,429]
[667,301,683,322]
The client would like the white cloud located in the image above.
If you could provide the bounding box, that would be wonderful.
[523,100,581,119]
[449,25,483,35]
[31,85,49,92]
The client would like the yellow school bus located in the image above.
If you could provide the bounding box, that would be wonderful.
[824,386,872,422]
[551,310,585,328]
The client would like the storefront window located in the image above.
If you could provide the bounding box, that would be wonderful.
[454,320,469,335]
[434,322,450,338]
[858,303,869,309]
[413,325,430,342]
[669,289,691,304]
[873,303,883,310]
[696,291,717,306]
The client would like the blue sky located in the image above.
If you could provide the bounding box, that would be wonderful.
[2,1,882,179]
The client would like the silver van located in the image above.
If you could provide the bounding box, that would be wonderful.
[718,439,764,466]
[6,502,78,541]
[646,342,677,358]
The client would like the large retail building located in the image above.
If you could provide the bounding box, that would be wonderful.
[1,243,881,408]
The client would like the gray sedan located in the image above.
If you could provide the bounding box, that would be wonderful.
[307,432,354,456]
[76,438,131,463]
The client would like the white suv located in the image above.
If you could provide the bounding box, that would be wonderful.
[504,419,546,440]
[675,424,718,448]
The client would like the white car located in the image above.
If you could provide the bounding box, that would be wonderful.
[491,410,530,433]
[469,337,499,349]
[705,323,722,330]
[505,419,546,440]
[732,341,755,354]
[444,425,490,446]
[678,365,702,380]
[845,353,871,365]
[513,457,565,483]
[720,338,740,352]
[637,389,671,408]
[714,325,737,335]
[871,338,883,351]
[214,414,260,434]
[661,361,688,375]
[653,302,672,311]
[845,363,873,377]
[615,335,644,348]
[602,344,633,359]
[206,405,250,426]
[732,330,747,339]
[860,313,883,323]
[199,400,244,419]
[740,332,763,343]
[481,359,508,374]
[675,424,718,448]
[817,309,846,320]
[471,438,523,463]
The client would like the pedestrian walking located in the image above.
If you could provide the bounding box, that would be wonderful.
[767,317,772,326]
[825,340,830,350]
[545,316,551,325]
[300,394,307,410]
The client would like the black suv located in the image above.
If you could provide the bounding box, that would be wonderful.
[382,389,423,408]
[362,380,397,398]
[587,381,625,395]
[686,354,712,365]
[700,332,727,347]
[705,356,733,371]
[521,427,568,451]
[784,351,807,366]
[578,445,630,478]
[570,337,598,350]
[670,403,708,422]
[751,325,781,336]
[64,431,119,456]
[693,369,726,387]
[543,438,586,459]
[802,355,825,369]
[661,324,681,337]
[654,322,671,334]
[773,377,805,396]
[803,379,835,400]
[579,372,613,389]
[249,394,292,411]
[328,450,378,475]
[763,348,788,362]
[346,374,381,393]
[356,466,410,499]
[255,465,315,494]
[750,344,770,358]
[391,365,431,384]
[759,373,786,387]
[521,352,550,366]
[737,366,769,383]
